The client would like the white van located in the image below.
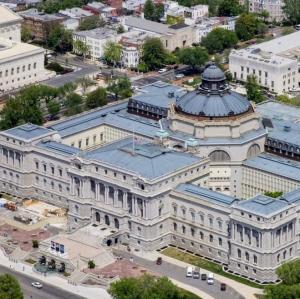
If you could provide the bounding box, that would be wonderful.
[186,266,193,277]
[207,273,214,285]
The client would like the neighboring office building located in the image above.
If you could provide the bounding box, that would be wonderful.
[229,31,300,94]
[124,16,197,51]
[73,28,117,60]
[19,9,66,42]
[0,6,51,93]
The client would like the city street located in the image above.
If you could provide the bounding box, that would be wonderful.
[115,250,244,299]
[43,55,99,88]
[0,265,85,299]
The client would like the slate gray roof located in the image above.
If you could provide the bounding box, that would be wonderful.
[176,89,251,117]
[37,140,81,156]
[80,138,202,180]
[243,153,300,182]
[237,195,289,217]
[125,16,172,35]
[175,183,236,207]
[2,124,54,141]
[256,101,300,148]
[131,81,186,109]
[281,188,300,204]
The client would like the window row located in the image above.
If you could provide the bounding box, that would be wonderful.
[0,63,37,77]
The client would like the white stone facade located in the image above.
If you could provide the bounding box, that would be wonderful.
[0,6,51,93]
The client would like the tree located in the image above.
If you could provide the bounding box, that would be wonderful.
[103,41,122,66]
[218,0,243,16]
[64,92,83,116]
[246,75,265,103]
[264,260,300,299]
[47,24,73,52]
[85,87,107,109]
[76,77,94,93]
[109,274,199,299]
[259,9,270,23]
[47,100,60,117]
[107,77,132,100]
[235,13,262,40]
[117,24,125,34]
[144,0,155,20]
[144,0,164,21]
[283,0,300,25]
[88,260,96,269]
[21,26,31,42]
[32,239,39,248]
[38,0,84,14]
[73,39,90,59]
[264,191,283,198]
[0,85,59,129]
[141,37,167,70]
[78,15,105,31]
[0,274,23,299]
[177,46,209,70]
[201,28,238,53]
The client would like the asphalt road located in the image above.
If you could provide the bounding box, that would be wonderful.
[0,265,85,299]
[115,250,244,299]
[43,56,99,88]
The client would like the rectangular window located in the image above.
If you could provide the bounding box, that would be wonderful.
[59,169,62,176]
[43,164,46,172]
[35,162,39,170]
[86,138,89,146]
[78,140,82,148]
[51,166,54,175]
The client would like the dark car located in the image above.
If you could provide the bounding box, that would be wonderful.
[201,273,207,281]
[220,283,226,291]
[156,257,162,265]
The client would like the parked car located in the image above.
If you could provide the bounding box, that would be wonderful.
[156,257,162,265]
[31,282,43,289]
[201,273,207,281]
[158,68,167,74]
[207,273,214,285]
[175,73,184,79]
[220,283,226,291]
[186,266,193,277]
[192,267,200,279]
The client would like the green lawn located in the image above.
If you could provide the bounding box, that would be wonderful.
[162,247,264,289]
[178,288,202,299]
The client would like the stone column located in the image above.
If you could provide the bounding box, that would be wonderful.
[114,190,118,207]
[104,186,109,204]
[96,183,99,201]
[123,192,128,210]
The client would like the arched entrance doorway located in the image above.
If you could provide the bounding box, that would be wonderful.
[106,239,112,246]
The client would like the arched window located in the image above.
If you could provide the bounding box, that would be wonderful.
[200,231,204,239]
[209,150,231,162]
[247,144,260,159]
[105,215,110,226]
[95,212,100,222]
[191,228,195,237]
[237,249,241,258]
[209,234,213,242]
[114,218,120,229]
[245,252,249,261]
[253,255,257,264]
[173,222,177,231]
[182,225,186,234]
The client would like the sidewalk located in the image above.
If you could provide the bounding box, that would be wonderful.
[131,250,263,299]
[0,250,111,299]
